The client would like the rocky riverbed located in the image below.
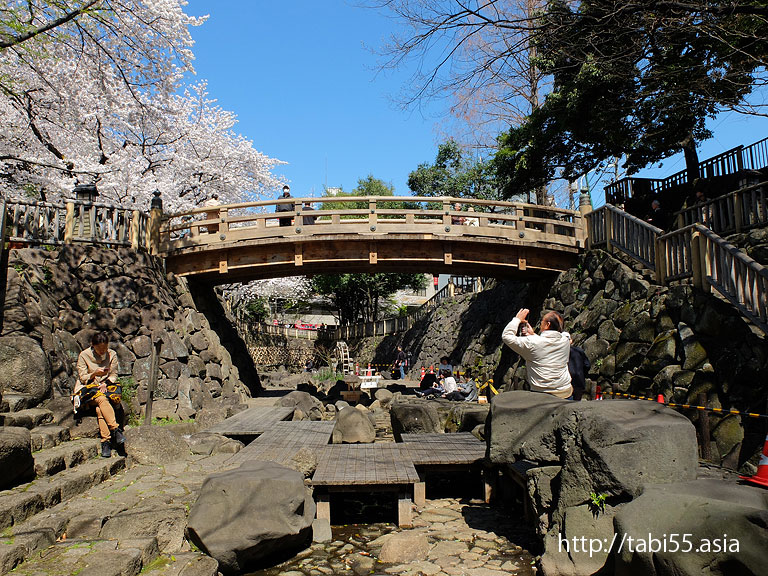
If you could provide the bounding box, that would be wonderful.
[248,497,538,576]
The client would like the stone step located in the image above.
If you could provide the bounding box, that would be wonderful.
[139,552,219,576]
[1,538,149,576]
[30,425,71,451]
[0,393,36,413]
[0,408,54,429]
[33,438,101,478]
[0,456,126,533]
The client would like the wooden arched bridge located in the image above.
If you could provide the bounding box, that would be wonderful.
[160,196,588,283]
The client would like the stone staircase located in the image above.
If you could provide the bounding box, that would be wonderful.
[0,399,223,576]
[0,403,129,575]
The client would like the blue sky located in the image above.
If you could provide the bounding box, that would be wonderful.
[186,1,768,206]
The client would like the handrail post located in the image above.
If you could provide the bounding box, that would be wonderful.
[64,201,75,244]
[655,235,667,284]
[578,192,592,248]
[369,198,377,229]
[604,207,613,253]
[442,199,451,227]
[690,229,707,291]
[148,191,163,255]
[130,209,141,249]
[734,192,744,232]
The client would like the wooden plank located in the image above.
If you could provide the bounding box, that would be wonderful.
[312,444,419,486]
[205,406,295,436]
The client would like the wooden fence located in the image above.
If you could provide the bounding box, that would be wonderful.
[2,198,152,251]
[587,195,768,334]
[586,204,661,270]
[675,180,768,235]
[241,275,488,342]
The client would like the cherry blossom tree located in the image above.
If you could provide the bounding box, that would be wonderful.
[0,0,283,209]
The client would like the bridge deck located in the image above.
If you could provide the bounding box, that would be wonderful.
[205,406,295,437]
[399,432,486,465]
[229,420,335,465]
[312,444,420,486]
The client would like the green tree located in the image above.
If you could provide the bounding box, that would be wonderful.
[495,0,768,196]
[408,140,505,200]
[320,174,420,217]
[311,273,426,325]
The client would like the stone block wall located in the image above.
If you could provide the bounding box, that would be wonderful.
[0,245,253,420]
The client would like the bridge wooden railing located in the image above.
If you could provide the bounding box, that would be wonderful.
[160,195,585,252]
[1,198,151,250]
[587,202,768,333]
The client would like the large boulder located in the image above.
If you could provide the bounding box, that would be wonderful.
[186,461,315,574]
[124,425,189,465]
[488,391,699,515]
[0,335,52,406]
[488,391,569,464]
[278,391,323,421]
[0,427,34,489]
[390,400,442,440]
[332,406,376,444]
[613,479,768,576]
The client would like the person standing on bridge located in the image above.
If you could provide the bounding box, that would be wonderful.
[502,309,572,399]
[203,193,221,234]
[276,185,294,227]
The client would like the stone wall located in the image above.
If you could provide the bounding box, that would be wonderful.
[0,245,253,420]
[342,250,768,471]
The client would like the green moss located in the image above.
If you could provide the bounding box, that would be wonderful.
[140,555,175,573]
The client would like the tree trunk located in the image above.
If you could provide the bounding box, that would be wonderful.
[681,133,701,186]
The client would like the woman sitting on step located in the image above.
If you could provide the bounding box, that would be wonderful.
[75,331,125,458]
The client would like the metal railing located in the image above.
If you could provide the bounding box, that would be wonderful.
[3,198,152,251]
[605,137,768,204]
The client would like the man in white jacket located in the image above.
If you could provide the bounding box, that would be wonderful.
[501,308,573,399]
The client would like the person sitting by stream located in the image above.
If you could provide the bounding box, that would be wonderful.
[417,368,457,398]
[445,377,479,402]
[501,308,573,400]
[75,331,125,458]
[438,356,453,377]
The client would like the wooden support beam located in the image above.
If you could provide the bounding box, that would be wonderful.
[398,493,413,528]
[295,244,303,266]
[414,482,426,507]
[219,253,228,274]
[518,258,526,270]
[369,243,378,264]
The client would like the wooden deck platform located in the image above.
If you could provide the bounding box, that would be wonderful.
[400,432,486,465]
[399,432,491,506]
[205,406,295,437]
[229,420,335,465]
[312,444,420,527]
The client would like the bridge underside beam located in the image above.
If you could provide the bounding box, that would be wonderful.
[165,235,579,284]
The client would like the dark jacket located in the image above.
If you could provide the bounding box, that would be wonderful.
[276,193,294,226]
[568,346,591,400]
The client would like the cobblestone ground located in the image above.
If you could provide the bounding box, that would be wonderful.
[250,497,538,576]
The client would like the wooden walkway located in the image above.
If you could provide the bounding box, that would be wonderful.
[230,420,335,465]
[205,406,294,437]
[400,432,486,465]
[400,432,491,506]
[312,444,420,527]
